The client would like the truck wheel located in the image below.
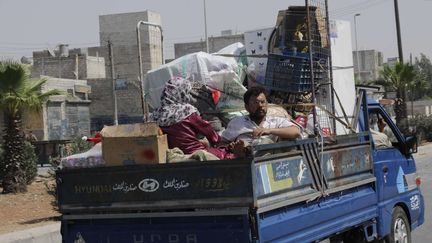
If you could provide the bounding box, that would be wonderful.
[386,206,411,243]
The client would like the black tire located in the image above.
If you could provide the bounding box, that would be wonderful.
[340,228,367,243]
[385,206,411,243]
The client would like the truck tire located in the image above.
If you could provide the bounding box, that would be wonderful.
[340,229,367,243]
[385,206,411,243]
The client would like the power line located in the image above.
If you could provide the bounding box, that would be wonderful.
[331,0,390,17]
[329,0,376,14]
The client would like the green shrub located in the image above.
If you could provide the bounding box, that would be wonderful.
[65,136,93,156]
[0,140,38,185]
[409,115,432,142]
[22,141,38,184]
[46,136,94,208]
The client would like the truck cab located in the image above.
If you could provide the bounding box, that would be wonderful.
[363,99,424,242]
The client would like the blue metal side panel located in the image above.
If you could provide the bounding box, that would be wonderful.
[62,215,251,243]
[258,186,378,243]
[373,150,416,202]
[377,188,425,237]
[373,147,424,236]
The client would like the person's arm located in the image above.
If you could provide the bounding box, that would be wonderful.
[221,117,244,143]
[253,117,301,139]
[189,113,220,145]
[253,126,301,139]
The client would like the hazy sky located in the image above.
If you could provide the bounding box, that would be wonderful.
[0,0,431,62]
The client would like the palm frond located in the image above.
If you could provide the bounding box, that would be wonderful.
[0,61,65,115]
[0,60,30,92]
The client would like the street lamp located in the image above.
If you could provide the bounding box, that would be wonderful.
[136,21,163,121]
[354,13,361,81]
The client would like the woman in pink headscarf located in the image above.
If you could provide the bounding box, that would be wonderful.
[153,77,235,160]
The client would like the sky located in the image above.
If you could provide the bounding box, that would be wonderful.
[0,0,431,62]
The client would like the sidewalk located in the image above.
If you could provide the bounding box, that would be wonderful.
[0,223,61,243]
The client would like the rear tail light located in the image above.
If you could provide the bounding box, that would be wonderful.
[416,176,421,187]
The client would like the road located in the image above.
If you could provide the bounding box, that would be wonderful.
[412,143,432,243]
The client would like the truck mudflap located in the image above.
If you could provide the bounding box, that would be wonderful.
[62,212,251,243]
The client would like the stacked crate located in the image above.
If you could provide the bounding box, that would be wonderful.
[265,1,334,135]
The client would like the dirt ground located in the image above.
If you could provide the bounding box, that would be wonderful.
[0,175,60,235]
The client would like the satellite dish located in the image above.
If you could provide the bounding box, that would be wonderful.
[20,56,31,64]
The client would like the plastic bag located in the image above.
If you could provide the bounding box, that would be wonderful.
[61,143,105,168]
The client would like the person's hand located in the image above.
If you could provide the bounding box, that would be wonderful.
[252,127,271,138]
[228,140,243,151]
[378,118,386,132]
[199,138,210,148]
[230,140,246,158]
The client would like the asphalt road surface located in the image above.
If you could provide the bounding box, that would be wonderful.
[412,143,432,243]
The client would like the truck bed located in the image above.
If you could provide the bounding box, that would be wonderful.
[57,133,378,243]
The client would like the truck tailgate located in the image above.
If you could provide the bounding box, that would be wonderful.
[57,159,253,213]
[62,213,251,243]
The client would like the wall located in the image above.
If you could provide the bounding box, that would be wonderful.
[407,99,432,117]
[46,101,90,140]
[87,78,143,132]
[32,50,105,80]
[353,50,383,83]
[86,56,106,79]
[42,77,91,140]
[98,10,162,71]
[86,11,163,124]
[22,110,44,140]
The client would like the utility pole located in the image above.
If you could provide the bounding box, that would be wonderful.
[354,13,361,81]
[75,54,79,80]
[108,40,118,125]
[394,0,403,62]
[203,0,209,53]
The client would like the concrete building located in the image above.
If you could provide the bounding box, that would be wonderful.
[30,10,164,133]
[97,10,163,77]
[32,46,106,80]
[30,47,102,139]
[174,33,244,59]
[386,57,399,67]
[407,99,432,117]
[18,77,91,141]
[353,50,384,83]
[86,10,163,131]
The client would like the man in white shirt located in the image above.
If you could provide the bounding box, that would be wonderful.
[370,115,392,148]
[222,86,301,146]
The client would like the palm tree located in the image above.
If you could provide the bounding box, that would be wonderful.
[379,62,417,132]
[0,60,62,193]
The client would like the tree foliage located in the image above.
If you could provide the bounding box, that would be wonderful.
[0,60,62,193]
[0,141,38,185]
[413,53,432,99]
[379,62,418,131]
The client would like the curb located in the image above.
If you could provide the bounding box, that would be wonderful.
[0,223,61,243]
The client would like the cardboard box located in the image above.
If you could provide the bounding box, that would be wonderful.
[101,123,168,166]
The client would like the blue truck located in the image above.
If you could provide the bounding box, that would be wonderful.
[56,91,424,243]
